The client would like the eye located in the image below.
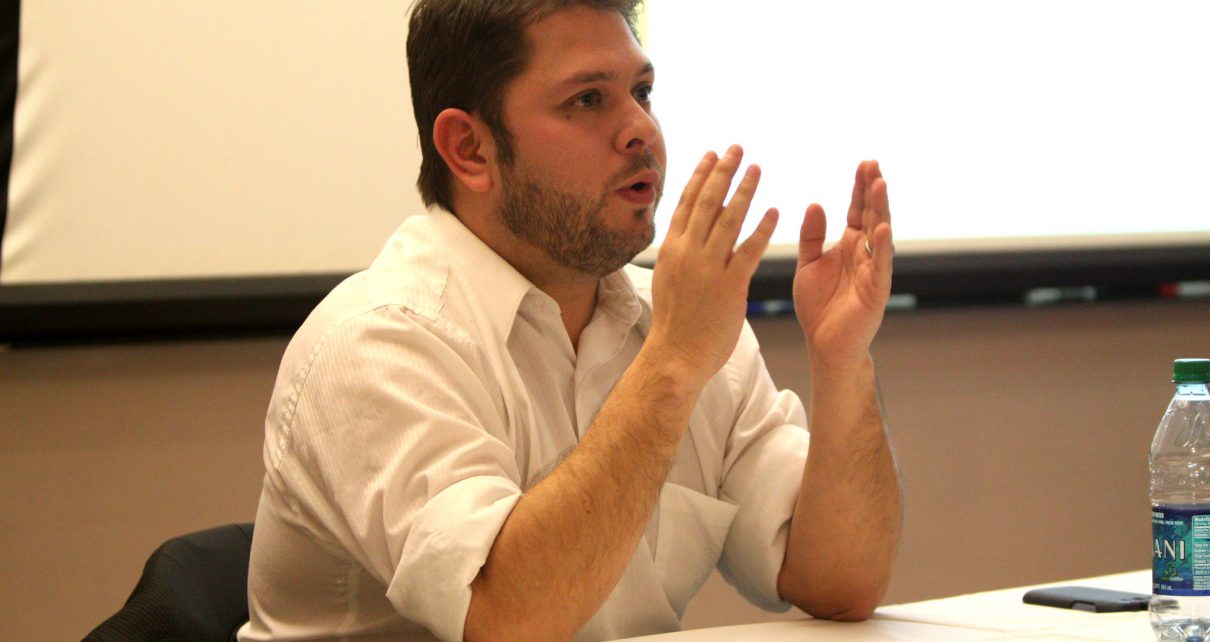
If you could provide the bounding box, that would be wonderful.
[634,83,654,104]
[572,90,602,109]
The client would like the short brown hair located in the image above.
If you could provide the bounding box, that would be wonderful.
[407,0,643,214]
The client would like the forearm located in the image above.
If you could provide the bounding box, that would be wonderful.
[777,355,902,620]
[464,346,701,642]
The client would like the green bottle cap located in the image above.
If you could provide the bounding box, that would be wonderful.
[1174,359,1210,383]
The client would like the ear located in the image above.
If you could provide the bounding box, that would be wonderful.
[433,108,495,194]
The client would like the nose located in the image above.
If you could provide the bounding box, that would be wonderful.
[615,99,660,155]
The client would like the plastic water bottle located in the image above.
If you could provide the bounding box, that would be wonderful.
[1151,358,1210,642]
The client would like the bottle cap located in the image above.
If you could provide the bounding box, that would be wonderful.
[1174,359,1210,383]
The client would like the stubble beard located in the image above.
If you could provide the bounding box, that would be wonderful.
[495,158,661,278]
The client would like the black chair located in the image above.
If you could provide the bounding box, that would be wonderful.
[83,523,255,642]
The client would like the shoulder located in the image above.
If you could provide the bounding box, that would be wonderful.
[277,215,488,396]
[277,281,482,417]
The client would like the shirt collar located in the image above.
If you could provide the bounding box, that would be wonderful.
[426,209,540,345]
[595,268,645,331]
[425,209,648,344]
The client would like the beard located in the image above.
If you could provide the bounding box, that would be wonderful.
[494,154,662,278]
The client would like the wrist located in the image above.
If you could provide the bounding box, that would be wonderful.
[628,343,708,415]
[805,353,884,440]
[807,350,875,386]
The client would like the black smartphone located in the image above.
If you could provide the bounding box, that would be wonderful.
[1022,586,1151,612]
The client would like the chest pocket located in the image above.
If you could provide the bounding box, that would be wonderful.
[652,482,738,617]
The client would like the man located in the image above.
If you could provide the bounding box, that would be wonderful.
[241,1,900,640]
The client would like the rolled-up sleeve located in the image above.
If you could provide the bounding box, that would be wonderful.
[390,475,520,641]
[715,323,809,612]
[267,305,523,641]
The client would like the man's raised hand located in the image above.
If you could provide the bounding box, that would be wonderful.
[648,145,778,391]
[793,160,893,373]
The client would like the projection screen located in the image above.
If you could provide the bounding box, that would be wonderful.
[2,1,1208,342]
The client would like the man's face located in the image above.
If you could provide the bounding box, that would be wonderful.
[492,6,667,277]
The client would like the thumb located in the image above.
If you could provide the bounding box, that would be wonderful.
[798,203,827,270]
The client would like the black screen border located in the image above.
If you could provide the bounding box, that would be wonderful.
[3,244,1208,345]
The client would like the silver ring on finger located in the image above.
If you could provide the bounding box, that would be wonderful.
[864,239,874,258]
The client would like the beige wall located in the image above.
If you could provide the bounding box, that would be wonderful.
[2,298,1204,639]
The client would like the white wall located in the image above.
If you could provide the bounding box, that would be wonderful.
[3,298,1201,639]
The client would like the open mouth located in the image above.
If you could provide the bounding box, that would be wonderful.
[618,181,655,205]
[616,167,662,206]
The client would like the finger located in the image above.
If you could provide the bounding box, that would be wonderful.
[798,203,827,269]
[864,174,891,233]
[845,161,868,229]
[731,208,779,278]
[686,144,744,242]
[707,163,762,253]
[861,161,887,232]
[869,221,894,291]
[667,151,719,237]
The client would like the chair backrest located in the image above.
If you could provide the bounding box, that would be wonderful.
[83,522,254,642]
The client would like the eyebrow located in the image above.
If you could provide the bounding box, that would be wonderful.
[560,62,654,86]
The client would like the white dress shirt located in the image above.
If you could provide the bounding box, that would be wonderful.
[239,209,810,642]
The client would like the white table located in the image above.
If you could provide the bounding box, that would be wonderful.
[617,570,1152,641]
